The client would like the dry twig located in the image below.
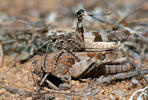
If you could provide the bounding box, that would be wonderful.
[0,43,4,67]
[95,68,148,85]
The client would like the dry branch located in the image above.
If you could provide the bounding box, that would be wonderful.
[0,43,4,67]
[95,68,148,85]
[1,85,32,97]
[0,85,54,99]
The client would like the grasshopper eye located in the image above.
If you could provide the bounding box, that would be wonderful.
[76,9,85,16]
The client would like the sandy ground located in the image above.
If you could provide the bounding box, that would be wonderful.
[0,56,147,99]
[0,0,147,99]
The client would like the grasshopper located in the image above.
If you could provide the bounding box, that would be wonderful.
[32,9,135,89]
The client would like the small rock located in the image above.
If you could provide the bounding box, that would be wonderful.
[59,83,71,90]
[41,94,54,100]
[86,89,99,96]
[131,78,139,86]
[110,94,116,100]
[112,89,127,97]
[0,88,6,94]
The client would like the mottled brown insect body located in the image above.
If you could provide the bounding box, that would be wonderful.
[32,9,134,83]
[33,51,135,78]
[84,61,135,77]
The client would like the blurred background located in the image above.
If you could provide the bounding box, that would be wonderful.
[0,0,147,26]
[0,0,148,59]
